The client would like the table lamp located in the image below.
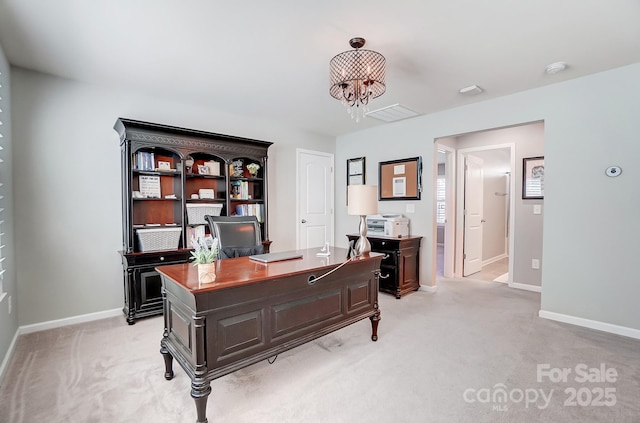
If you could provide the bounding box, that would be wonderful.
[347,185,378,256]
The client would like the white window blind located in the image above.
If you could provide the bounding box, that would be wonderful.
[0,70,5,294]
[436,176,446,224]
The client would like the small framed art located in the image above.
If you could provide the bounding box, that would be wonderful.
[347,157,366,205]
[522,156,544,199]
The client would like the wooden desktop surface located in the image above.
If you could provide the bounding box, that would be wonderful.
[157,247,378,293]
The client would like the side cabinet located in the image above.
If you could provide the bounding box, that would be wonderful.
[347,235,422,298]
[121,250,192,324]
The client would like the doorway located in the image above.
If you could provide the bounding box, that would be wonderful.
[434,141,514,283]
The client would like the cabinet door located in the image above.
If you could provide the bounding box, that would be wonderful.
[398,249,419,290]
[134,267,164,313]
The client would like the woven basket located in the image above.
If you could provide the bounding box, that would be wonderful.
[136,227,182,252]
[187,203,223,225]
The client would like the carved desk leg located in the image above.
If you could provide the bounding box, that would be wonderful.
[191,379,212,423]
[160,286,174,379]
[369,300,381,341]
[160,341,174,380]
[370,270,381,341]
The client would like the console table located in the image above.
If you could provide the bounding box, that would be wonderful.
[347,235,422,298]
[157,247,382,423]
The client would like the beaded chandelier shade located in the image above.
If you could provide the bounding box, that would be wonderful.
[329,37,386,122]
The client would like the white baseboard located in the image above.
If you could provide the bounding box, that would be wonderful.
[420,284,438,293]
[508,282,541,293]
[0,329,19,388]
[19,308,122,335]
[539,310,640,340]
[482,253,507,267]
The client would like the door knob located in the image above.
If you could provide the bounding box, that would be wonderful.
[301,219,307,223]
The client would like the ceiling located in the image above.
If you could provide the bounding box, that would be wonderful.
[1,0,639,137]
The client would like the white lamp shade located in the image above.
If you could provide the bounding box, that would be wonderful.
[348,185,378,216]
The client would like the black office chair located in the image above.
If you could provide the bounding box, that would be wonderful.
[204,215,264,259]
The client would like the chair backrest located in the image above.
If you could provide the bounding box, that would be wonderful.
[204,215,263,258]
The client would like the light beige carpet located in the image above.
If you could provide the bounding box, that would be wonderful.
[1,279,639,423]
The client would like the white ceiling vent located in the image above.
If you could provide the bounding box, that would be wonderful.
[366,104,420,122]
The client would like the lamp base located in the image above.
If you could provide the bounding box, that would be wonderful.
[354,215,371,256]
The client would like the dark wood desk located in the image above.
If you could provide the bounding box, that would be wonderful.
[157,247,382,423]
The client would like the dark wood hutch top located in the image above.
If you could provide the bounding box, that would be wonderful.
[114,118,273,160]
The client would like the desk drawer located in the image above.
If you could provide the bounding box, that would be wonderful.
[370,239,399,251]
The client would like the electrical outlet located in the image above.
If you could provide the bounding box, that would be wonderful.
[8,295,11,315]
[532,259,540,270]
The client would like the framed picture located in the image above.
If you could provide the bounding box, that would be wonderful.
[522,156,544,199]
[347,157,366,205]
[197,164,210,175]
[378,156,422,201]
[157,161,171,170]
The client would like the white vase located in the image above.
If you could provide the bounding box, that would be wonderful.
[198,263,217,284]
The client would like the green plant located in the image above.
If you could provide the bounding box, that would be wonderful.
[190,237,219,264]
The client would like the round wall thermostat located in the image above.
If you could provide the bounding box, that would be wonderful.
[605,166,622,177]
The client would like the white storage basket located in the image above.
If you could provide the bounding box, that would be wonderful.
[136,227,182,252]
[187,203,223,225]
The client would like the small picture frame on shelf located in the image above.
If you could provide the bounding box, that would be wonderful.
[197,165,210,175]
[204,160,220,176]
[157,161,171,170]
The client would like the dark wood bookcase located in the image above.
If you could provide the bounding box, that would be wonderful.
[115,118,272,324]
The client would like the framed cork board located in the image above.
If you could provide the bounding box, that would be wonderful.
[378,156,422,201]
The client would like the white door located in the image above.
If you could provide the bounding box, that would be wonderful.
[463,154,484,276]
[297,149,334,249]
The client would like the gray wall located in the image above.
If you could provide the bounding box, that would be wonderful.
[335,63,640,331]
[0,42,17,378]
[10,67,335,326]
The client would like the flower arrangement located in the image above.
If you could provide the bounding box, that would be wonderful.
[190,237,219,264]
[246,163,260,176]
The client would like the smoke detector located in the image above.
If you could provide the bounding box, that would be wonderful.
[545,62,567,74]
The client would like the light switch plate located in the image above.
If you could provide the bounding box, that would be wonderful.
[533,204,541,215]
[532,259,540,269]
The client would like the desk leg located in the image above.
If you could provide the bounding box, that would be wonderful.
[191,379,212,423]
[369,301,381,341]
[160,342,174,380]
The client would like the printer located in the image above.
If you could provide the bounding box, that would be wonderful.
[366,214,410,238]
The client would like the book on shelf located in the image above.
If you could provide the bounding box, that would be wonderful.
[135,151,156,171]
[234,203,264,223]
[230,180,250,199]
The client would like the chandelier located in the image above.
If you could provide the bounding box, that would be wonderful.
[329,37,386,122]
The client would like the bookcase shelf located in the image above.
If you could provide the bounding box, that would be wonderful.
[115,118,272,324]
